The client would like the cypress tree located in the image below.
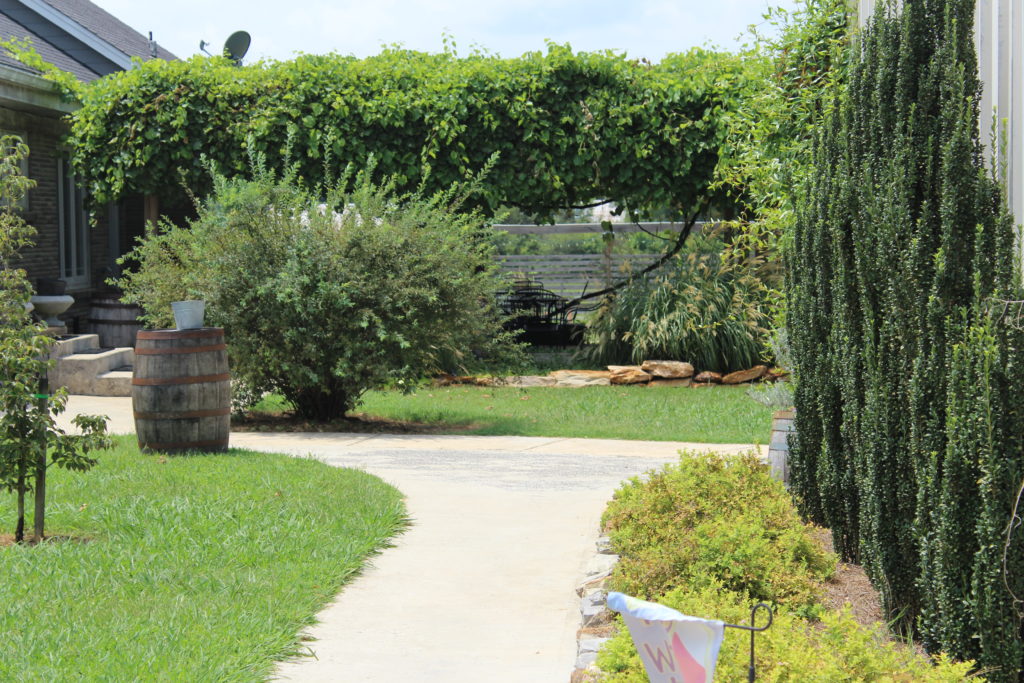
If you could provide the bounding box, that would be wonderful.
[787,0,1024,676]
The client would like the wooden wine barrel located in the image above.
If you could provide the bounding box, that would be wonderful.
[88,298,143,348]
[132,328,230,453]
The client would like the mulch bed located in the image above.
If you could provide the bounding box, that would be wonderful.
[232,410,479,434]
[813,528,884,627]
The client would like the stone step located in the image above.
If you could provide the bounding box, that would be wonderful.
[49,346,135,396]
[91,369,133,397]
[47,333,101,360]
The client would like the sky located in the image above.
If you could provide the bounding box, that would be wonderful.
[90,0,802,64]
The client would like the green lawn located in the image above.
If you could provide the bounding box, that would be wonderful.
[0,436,406,681]
[255,384,774,443]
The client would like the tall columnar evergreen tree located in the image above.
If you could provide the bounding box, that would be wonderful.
[787,0,1024,677]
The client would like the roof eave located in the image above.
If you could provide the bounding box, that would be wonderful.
[0,63,76,115]
[13,0,132,71]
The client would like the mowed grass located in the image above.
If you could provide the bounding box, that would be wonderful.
[351,384,772,443]
[0,435,406,681]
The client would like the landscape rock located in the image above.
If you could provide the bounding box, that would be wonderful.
[722,365,768,385]
[595,535,613,554]
[581,590,611,627]
[693,371,723,384]
[765,367,789,382]
[576,572,610,597]
[575,637,610,670]
[585,553,620,578]
[501,375,557,387]
[607,365,652,385]
[640,360,695,378]
[649,378,692,388]
[549,370,612,387]
[550,370,612,380]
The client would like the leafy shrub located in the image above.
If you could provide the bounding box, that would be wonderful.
[118,159,518,420]
[597,583,977,682]
[597,450,977,681]
[584,239,770,372]
[602,452,834,612]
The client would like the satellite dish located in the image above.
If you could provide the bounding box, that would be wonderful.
[223,31,251,65]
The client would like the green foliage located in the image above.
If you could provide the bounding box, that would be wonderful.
[0,135,108,541]
[597,584,978,682]
[117,157,517,421]
[597,451,974,681]
[709,0,850,315]
[602,452,834,612]
[0,38,83,101]
[0,435,407,679]
[584,238,770,372]
[57,47,731,221]
[787,0,1024,677]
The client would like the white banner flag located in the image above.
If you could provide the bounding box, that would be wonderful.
[607,592,725,683]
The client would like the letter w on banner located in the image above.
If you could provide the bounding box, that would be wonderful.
[607,592,725,683]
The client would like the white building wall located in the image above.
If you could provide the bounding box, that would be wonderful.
[857,0,1024,226]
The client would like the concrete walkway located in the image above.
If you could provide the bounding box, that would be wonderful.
[59,395,763,682]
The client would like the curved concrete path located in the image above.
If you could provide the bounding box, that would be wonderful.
[60,396,764,682]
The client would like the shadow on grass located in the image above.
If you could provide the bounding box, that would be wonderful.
[232,409,485,434]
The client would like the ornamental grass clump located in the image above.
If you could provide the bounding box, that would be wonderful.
[118,157,518,421]
[585,238,770,372]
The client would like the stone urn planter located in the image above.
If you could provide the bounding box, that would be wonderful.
[30,294,74,328]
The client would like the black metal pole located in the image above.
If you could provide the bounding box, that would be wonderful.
[723,603,773,683]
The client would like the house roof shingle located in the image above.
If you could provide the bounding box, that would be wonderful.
[0,0,176,84]
[40,0,176,63]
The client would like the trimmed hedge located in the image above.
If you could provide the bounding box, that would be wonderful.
[786,0,1024,678]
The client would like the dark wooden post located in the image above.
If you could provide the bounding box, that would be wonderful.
[143,194,159,232]
[32,372,48,541]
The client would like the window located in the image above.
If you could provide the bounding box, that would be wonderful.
[58,158,88,288]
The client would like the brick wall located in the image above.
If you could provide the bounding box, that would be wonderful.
[2,106,113,332]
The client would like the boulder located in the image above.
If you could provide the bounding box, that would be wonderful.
[503,375,557,387]
[640,360,695,378]
[550,370,612,387]
[648,378,692,388]
[693,371,723,384]
[722,365,768,385]
[607,365,652,385]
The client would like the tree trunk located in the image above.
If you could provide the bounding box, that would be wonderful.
[32,389,46,541]
[33,438,45,541]
[290,384,352,421]
[14,463,25,543]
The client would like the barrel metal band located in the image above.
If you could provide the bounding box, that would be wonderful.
[90,302,142,310]
[137,328,223,341]
[134,407,231,420]
[132,373,230,386]
[87,318,142,326]
[134,343,227,355]
[140,438,229,451]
